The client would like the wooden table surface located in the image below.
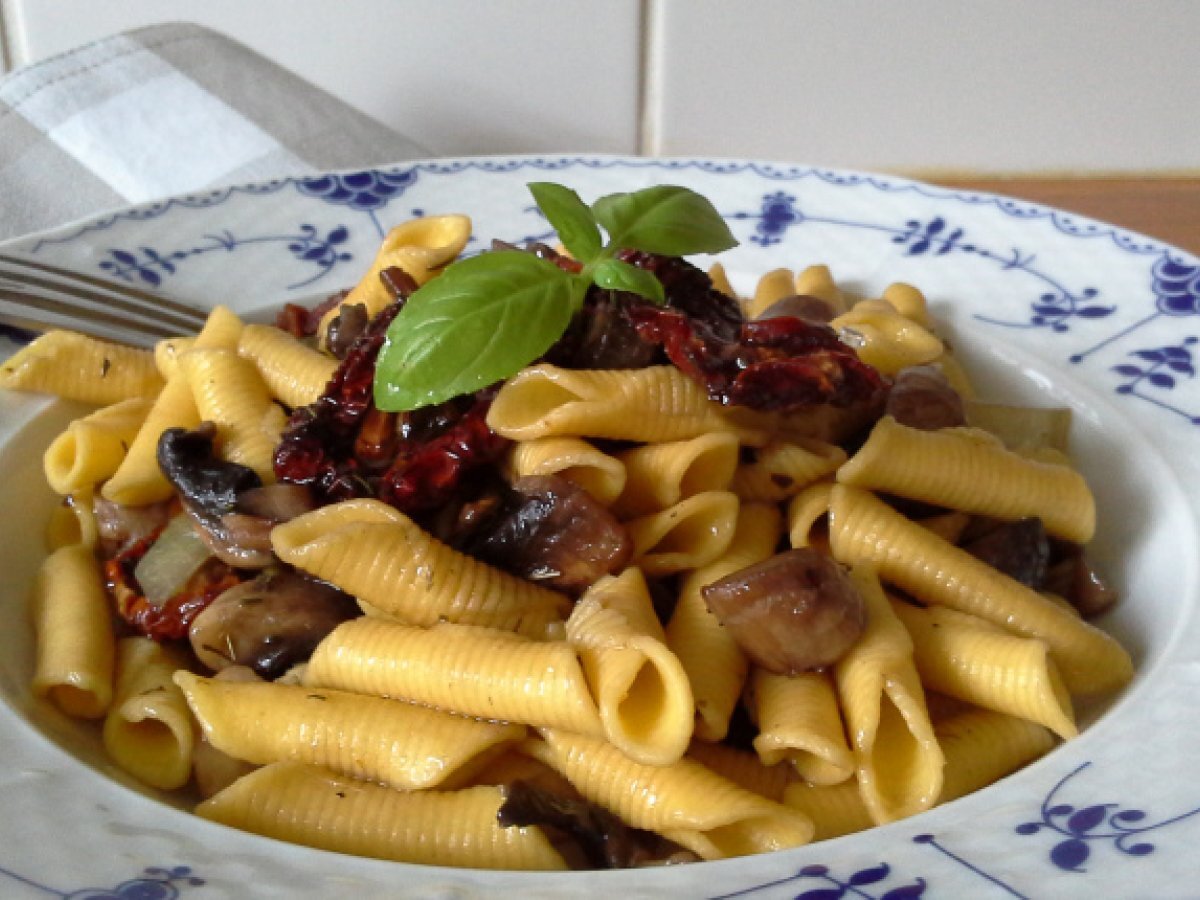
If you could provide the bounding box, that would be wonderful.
[924,176,1200,255]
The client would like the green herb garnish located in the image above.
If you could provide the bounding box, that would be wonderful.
[372,183,737,412]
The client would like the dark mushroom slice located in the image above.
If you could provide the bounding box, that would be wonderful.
[188,568,359,678]
[160,427,317,569]
[460,474,633,596]
[959,517,1050,588]
[92,494,173,557]
[885,365,966,431]
[544,291,662,370]
[1043,541,1119,618]
[323,301,370,360]
[497,780,682,869]
[755,293,839,323]
[702,548,868,674]
[157,423,262,518]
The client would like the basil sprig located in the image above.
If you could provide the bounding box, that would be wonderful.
[373,182,737,412]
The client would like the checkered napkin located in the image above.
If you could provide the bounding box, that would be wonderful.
[0,21,428,242]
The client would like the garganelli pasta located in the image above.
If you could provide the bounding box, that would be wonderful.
[7,191,1136,872]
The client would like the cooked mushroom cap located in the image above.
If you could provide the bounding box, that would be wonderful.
[188,569,358,678]
[702,548,867,673]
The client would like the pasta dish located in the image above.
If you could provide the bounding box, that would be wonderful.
[0,183,1133,870]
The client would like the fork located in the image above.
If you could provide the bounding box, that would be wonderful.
[0,252,213,347]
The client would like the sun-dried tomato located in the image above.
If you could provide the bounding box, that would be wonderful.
[104,533,241,641]
[626,303,886,411]
[378,389,509,513]
[273,302,401,500]
[274,290,348,338]
[274,297,511,515]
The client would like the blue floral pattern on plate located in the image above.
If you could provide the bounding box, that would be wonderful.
[2,155,1198,899]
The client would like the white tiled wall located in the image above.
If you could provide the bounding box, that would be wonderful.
[3,0,1198,175]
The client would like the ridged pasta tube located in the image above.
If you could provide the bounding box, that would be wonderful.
[625,490,739,577]
[154,336,194,379]
[317,214,472,345]
[305,618,604,738]
[103,306,244,504]
[794,264,848,315]
[31,544,114,718]
[935,708,1057,802]
[834,567,943,825]
[100,375,199,504]
[881,282,931,327]
[237,323,337,409]
[684,741,794,802]
[784,707,1056,841]
[528,729,814,860]
[566,569,693,766]
[732,439,846,504]
[780,780,873,842]
[271,499,568,638]
[486,364,772,445]
[175,673,526,790]
[828,485,1132,694]
[178,348,280,482]
[103,637,194,790]
[43,398,150,494]
[891,600,1077,739]
[832,299,943,375]
[744,267,794,318]
[44,491,99,551]
[506,436,626,506]
[667,503,782,741]
[748,669,855,786]
[837,416,1096,543]
[786,481,834,548]
[197,762,567,870]
[0,330,163,404]
[614,432,739,518]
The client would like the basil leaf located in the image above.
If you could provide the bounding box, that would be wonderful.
[590,257,665,305]
[529,182,603,262]
[592,185,738,256]
[373,251,577,411]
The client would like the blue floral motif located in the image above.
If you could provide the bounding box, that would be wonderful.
[729,192,805,246]
[723,192,1115,336]
[1150,254,1200,316]
[96,224,352,290]
[1113,338,1197,394]
[296,168,419,213]
[893,217,971,256]
[1014,762,1200,872]
[709,862,926,900]
[1021,286,1113,332]
[0,864,203,899]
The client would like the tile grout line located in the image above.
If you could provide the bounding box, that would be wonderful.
[637,0,663,156]
[0,0,11,73]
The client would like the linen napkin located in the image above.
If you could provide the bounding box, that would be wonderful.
[0,21,428,242]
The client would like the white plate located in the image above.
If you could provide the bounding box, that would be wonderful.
[1,155,1199,899]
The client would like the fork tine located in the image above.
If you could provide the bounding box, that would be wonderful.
[0,286,183,348]
[0,275,205,335]
[0,253,210,327]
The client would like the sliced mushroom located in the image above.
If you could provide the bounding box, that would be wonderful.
[755,294,839,323]
[497,780,671,869]
[93,494,173,556]
[188,569,359,678]
[885,365,966,431]
[959,517,1049,588]
[702,548,867,673]
[157,423,262,518]
[461,474,632,595]
[1043,543,1119,618]
[324,301,370,360]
